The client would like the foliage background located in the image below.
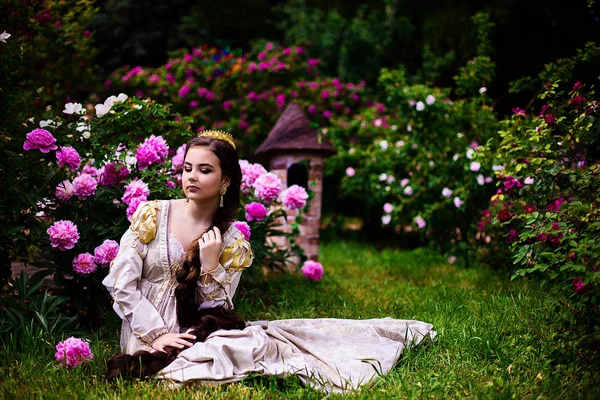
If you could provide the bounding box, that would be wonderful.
[1,0,599,386]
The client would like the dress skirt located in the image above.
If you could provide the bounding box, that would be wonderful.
[159,317,436,393]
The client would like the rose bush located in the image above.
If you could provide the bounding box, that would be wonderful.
[477,78,600,328]
[323,66,499,258]
[98,42,368,159]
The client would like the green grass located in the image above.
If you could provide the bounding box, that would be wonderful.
[1,241,598,399]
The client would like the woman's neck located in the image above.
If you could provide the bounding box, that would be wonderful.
[184,198,219,226]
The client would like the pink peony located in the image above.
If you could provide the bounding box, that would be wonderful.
[73,252,97,275]
[171,144,187,170]
[126,196,147,221]
[56,146,81,171]
[281,185,309,210]
[232,221,251,241]
[47,220,79,251]
[122,179,149,205]
[55,180,73,201]
[55,337,94,368]
[93,239,119,267]
[147,133,166,153]
[82,164,98,177]
[346,167,355,177]
[99,162,129,186]
[136,135,169,170]
[301,260,324,281]
[72,173,97,200]
[240,161,267,187]
[245,202,268,221]
[253,172,282,203]
[23,128,58,153]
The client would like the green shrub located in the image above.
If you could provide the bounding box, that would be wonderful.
[324,67,499,257]
[0,0,100,282]
[477,78,600,331]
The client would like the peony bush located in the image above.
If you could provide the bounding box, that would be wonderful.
[21,95,311,321]
[236,160,311,280]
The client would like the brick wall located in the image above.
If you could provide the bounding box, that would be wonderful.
[268,152,324,267]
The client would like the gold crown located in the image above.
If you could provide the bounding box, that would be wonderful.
[197,130,236,149]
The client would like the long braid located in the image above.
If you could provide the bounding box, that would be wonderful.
[175,208,231,328]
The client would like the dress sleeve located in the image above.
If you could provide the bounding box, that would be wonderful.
[101,201,169,345]
[197,237,254,309]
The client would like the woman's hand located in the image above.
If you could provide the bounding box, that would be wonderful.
[151,332,196,353]
[199,227,221,273]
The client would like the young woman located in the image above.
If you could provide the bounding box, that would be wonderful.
[103,130,436,393]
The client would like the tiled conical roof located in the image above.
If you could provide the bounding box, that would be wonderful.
[255,102,336,157]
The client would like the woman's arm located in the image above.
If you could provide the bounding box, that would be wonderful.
[197,236,254,309]
[102,202,169,346]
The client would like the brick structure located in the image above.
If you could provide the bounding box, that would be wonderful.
[255,102,336,265]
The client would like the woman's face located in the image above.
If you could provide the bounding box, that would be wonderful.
[182,146,229,203]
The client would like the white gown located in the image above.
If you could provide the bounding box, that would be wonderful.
[103,200,436,393]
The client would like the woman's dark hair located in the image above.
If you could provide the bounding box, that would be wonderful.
[175,135,242,327]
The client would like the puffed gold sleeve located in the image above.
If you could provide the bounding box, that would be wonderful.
[197,231,254,309]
